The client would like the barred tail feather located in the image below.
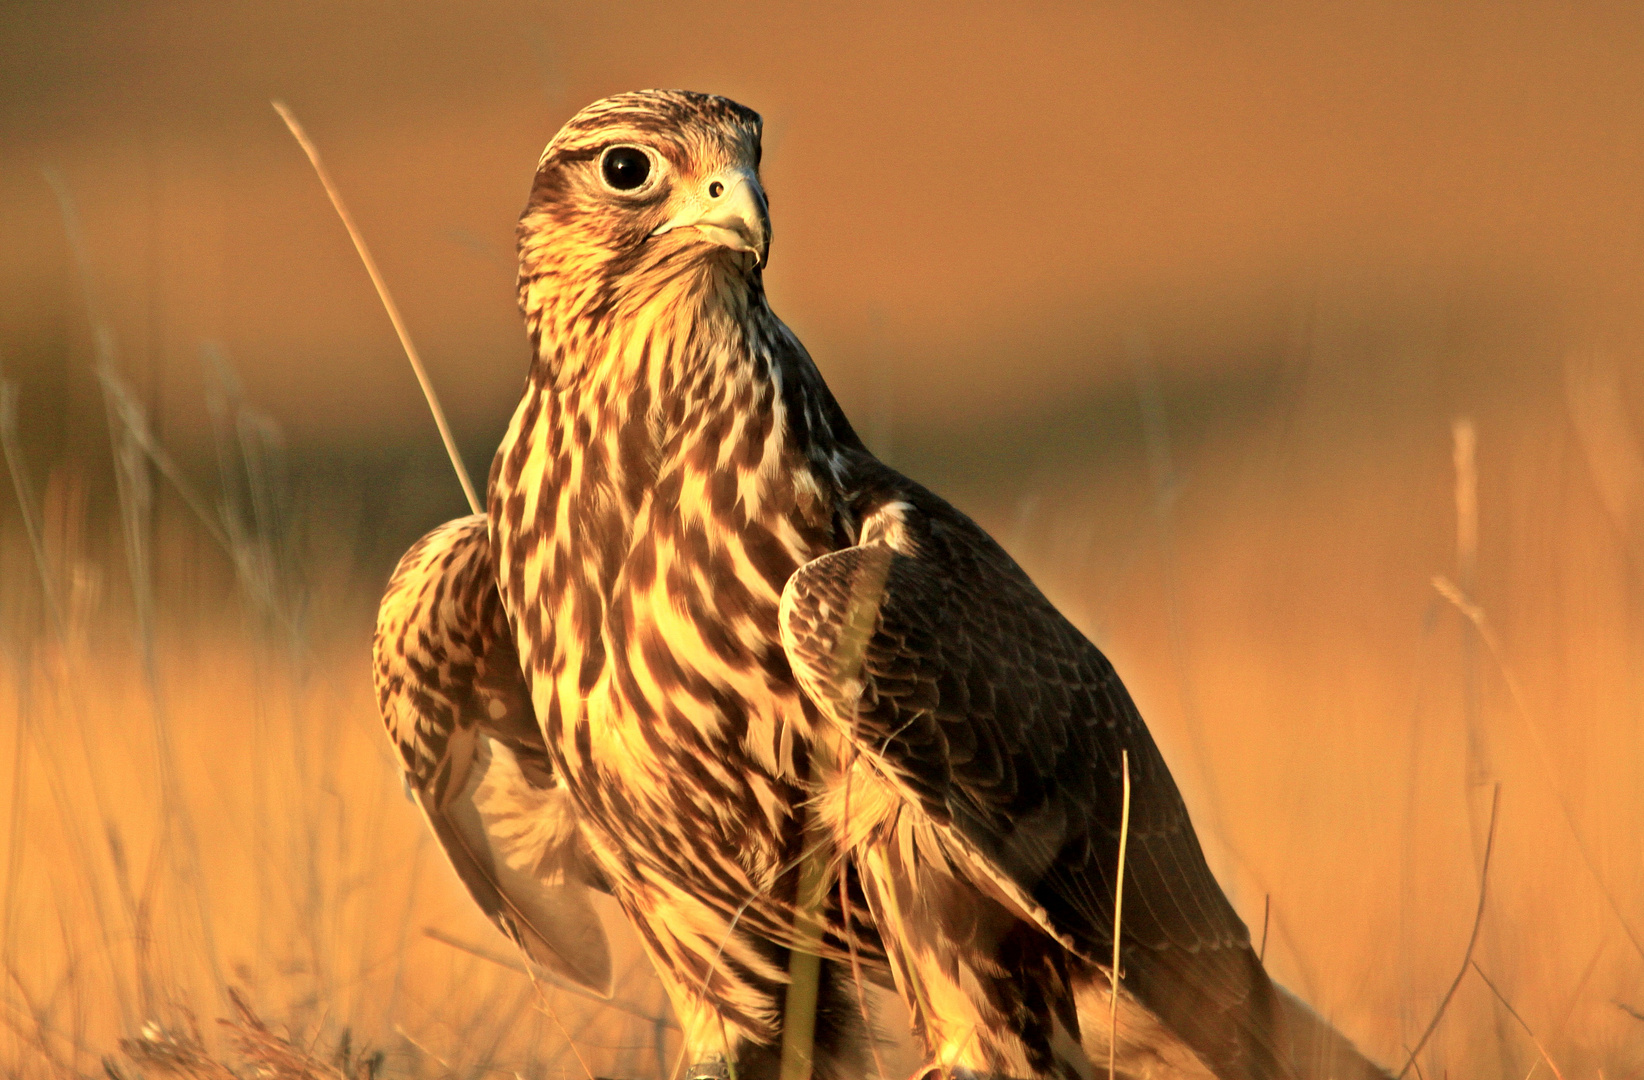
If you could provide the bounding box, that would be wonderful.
[1272,985,1391,1080]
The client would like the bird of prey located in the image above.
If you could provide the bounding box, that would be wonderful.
[374,89,1392,1080]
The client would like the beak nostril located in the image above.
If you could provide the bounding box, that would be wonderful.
[649,170,767,263]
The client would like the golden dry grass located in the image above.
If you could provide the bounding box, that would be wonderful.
[0,446,689,1078]
[2,226,1643,1080]
[3,353,1642,1079]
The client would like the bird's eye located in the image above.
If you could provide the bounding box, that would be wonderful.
[600,146,652,192]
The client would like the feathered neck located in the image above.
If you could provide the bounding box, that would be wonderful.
[517,215,759,380]
[508,236,862,481]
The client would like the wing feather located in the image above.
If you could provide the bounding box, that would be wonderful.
[374,515,612,997]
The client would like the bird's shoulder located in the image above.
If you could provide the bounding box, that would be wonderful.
[373,515,542,795]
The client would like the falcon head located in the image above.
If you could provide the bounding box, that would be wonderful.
[518,90,770,303]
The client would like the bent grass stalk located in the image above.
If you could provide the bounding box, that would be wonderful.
[1469,960,1566,1080]
[421,926,676,1030]
[271,100,481,515]
[270,108,628,1068]
[1432,574,1644,963]
[1397,782,1499,1080]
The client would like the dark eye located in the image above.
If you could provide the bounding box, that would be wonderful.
[601,146,652,191]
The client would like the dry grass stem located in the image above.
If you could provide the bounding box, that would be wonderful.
[94,362,232,554]
[1432,574,1644,962]
[3,376,140,1029]
[672,836,831,1080]
[836,754,889,1080]
[271,100,481,514]
[47,165,229,1006]
[524,968,600,1080]
[1469,960,1565,1080]
[90,359,305,646]
[1,381,69,644]
[1451,418,1478,584]
[1257,894,1270,965]
[778,815,829,1080]
[1108,749,1131,1080]
[421,926,676,1030]
[1396,782,1499,1080]
[1565,351,1644,552]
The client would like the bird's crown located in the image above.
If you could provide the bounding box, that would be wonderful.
[538,89,762,167]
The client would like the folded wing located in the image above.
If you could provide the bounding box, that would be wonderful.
[374,515,612,996]
[780,479,1389,1080]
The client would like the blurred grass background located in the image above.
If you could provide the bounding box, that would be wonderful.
[3,1,1644,1076]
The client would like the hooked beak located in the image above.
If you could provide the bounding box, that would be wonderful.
[650,167,770,266]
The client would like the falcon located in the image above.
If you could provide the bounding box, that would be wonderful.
[374,89,1392,1080]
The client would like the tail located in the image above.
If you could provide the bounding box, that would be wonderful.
[1090,942,1392,1080]
[1271,983,1391,1080]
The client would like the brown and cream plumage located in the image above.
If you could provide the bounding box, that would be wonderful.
[374,89,1391,1080]
[373,515,612,995]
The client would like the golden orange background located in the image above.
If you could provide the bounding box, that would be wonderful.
[2,3,1642,1077]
